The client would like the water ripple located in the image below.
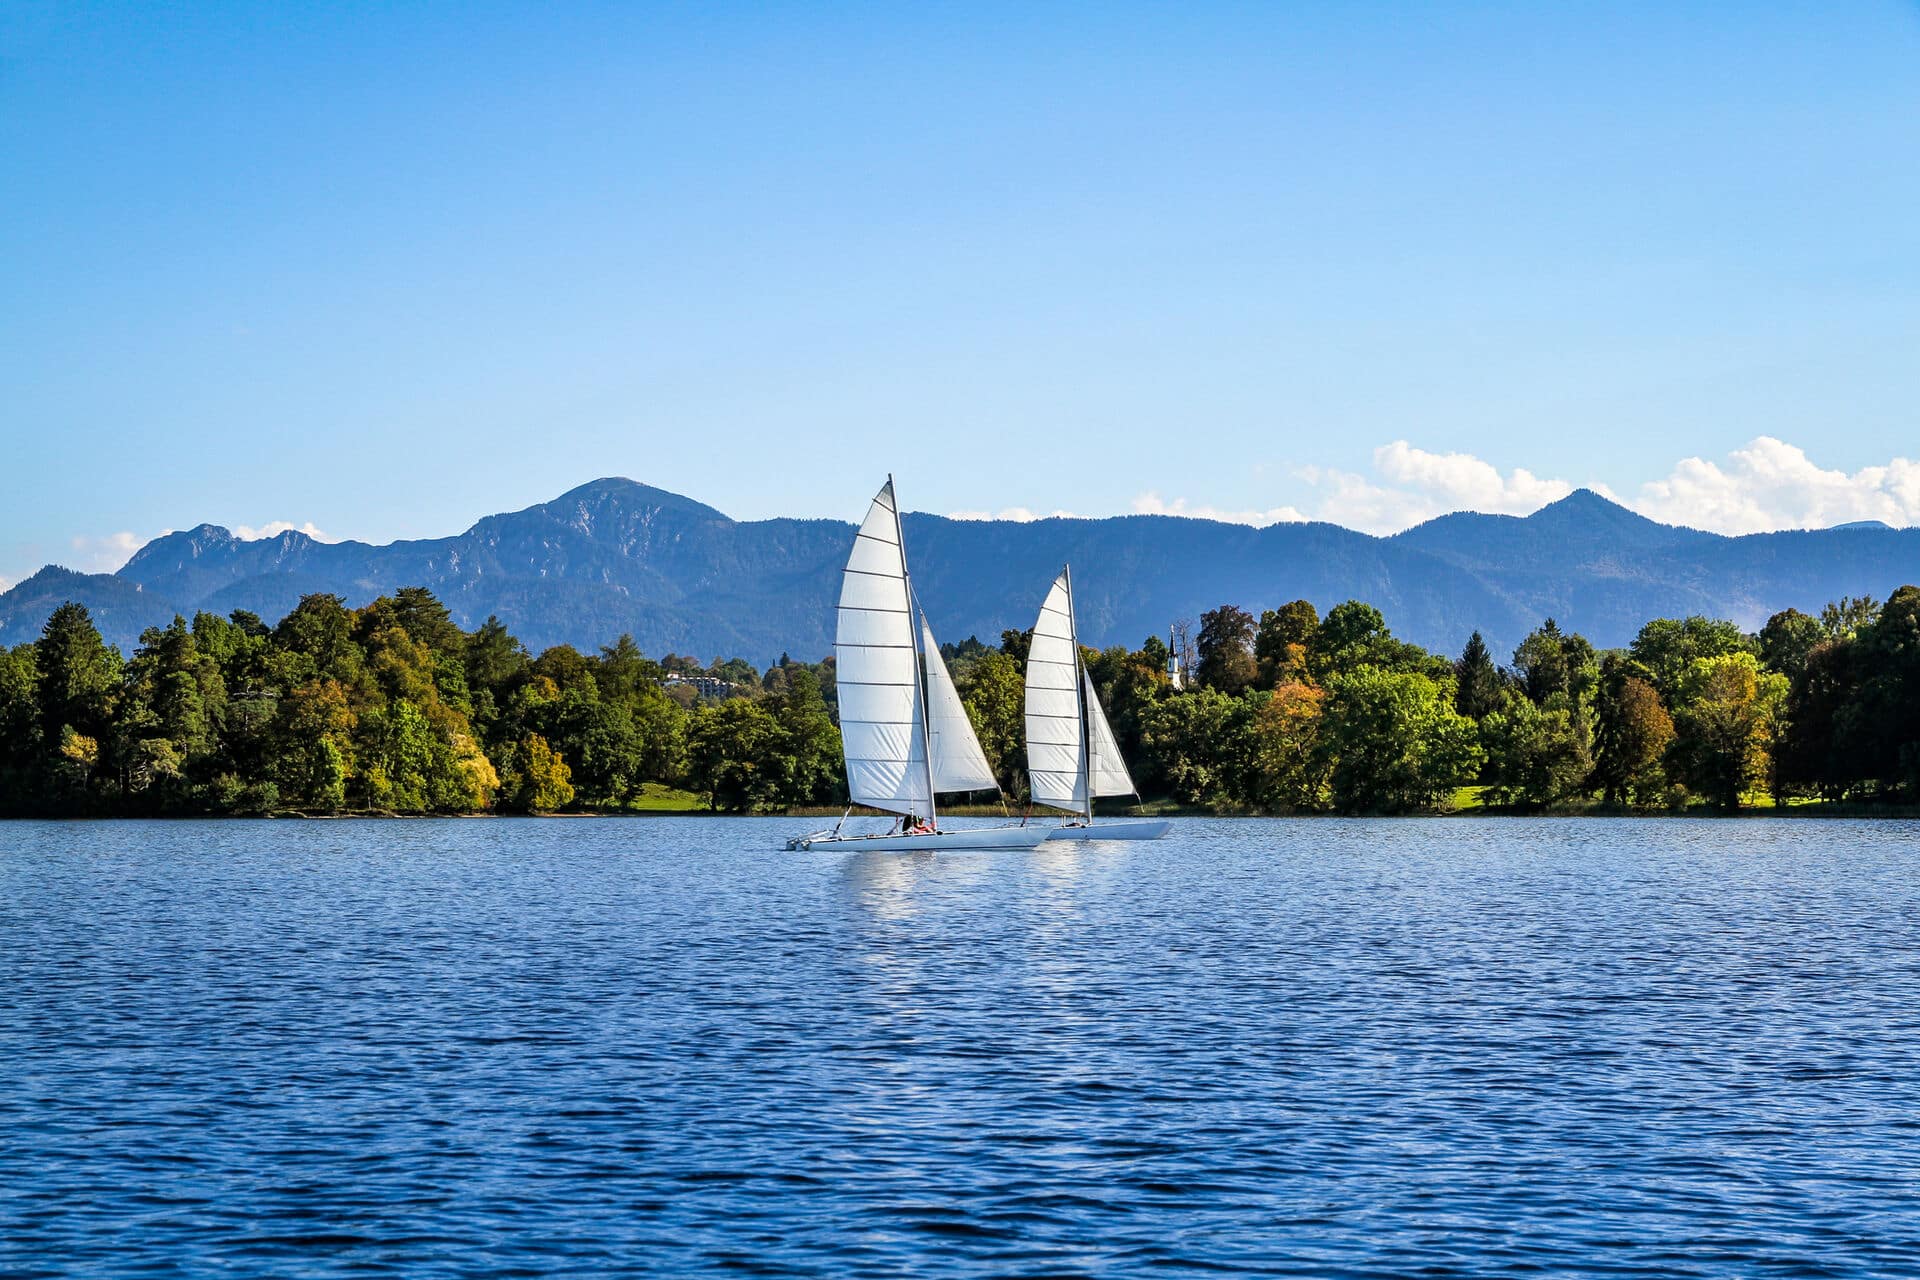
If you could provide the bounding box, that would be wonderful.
[4,817,1920,1276]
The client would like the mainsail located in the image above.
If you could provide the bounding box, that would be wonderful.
[1024,570,1087,812]
[1025,567,1137,816]
[920,615,998,793]
[835,481,931,816]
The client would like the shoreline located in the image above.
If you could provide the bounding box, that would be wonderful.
[6,803,1918,822]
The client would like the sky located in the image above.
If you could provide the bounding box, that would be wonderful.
[4,2,1919,590]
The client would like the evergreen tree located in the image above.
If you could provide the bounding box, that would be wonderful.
[1454,632,1505,719]
[1511,619,1598,706]
[35,602,120,748]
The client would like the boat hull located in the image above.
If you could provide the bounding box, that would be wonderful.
[786,824,1052,852]
[1044,820,1173,842]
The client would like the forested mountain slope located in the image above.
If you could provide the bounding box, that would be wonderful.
[4,479,1916,662]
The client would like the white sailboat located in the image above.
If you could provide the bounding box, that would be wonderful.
[1025,566,1172,841]
[786,479,1049,852]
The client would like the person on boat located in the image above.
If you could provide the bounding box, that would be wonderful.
[902,812,933,836]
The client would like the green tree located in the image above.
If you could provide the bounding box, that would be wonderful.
[194,610,276,784]
[1629,615,1751,702]
[597,634,660,702]
[1321,667,1483,814]
[272,678,356,809]
[465,615,529,735]
[558,697,646,805]
[357,698,441,811]
[500,733,575,812]
[1083,642,1171,771]
[273,594,363,688]
[1670,652,1781,809]
[1835,585,1920,798]
[0,645,42,811]
[1591,662,1674,805]
[1758,608,1824,682]
[118,616,225,806]
[1454,631,1505,720]
[687,698,783,811]
[532,645,600,697]
[36,602,121,749]
[1255,600,1318,687]
[957,648,1026,795]
[1311,602,1445,681]
[1776,638,1857,799]
[1137,688,1252,806]
[769,667,843,806]
[1821,595,1880,640]
[1479,692,1590,809]
[1511,618,1597,705]
[1196,605,1258,693]
[1245,681,1329,811]
[358,587,466,655]
[703,657,754,689]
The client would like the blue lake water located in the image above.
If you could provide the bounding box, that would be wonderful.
[4,817,1920,1277]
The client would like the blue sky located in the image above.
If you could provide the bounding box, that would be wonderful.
[4,2,1919,588]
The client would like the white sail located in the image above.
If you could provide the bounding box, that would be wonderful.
[1024,571,1087,811]
[835,482,931,816]
[1083,668,1135,797]
[920,615,999,793]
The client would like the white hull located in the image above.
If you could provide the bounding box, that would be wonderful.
[787,824,1051,852]
[1044,820,1172,842]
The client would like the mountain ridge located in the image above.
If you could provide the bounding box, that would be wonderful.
[4,479,1916,663]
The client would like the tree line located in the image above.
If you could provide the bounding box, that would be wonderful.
[0,589,841,816]
[0,583,1915,816]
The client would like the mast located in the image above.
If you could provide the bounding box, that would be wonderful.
[1064,562,1092,824]
[891,475,939,830]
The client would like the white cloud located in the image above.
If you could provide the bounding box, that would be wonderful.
[1373,441,1572,514]
[1130,492,1308,526]
[1129,437,1920,537]
[68,531,149,574]
[1291,444,1576,535]
[1132,442,1570,536]
[0,574,12,593]
[946,507,1080,522]
[1630,437,1920,535]
[234,520,333,542]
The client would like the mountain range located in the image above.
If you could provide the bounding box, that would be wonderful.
[3,479,1916,665]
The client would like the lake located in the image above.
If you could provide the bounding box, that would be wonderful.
[4,817,1919,1277]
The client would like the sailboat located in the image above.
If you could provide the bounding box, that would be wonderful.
[1025,566,1172,841]
[785,479,1049,852]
